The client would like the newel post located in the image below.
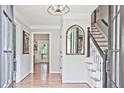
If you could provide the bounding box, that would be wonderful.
[103,49,108,88]
[87,27,90,57]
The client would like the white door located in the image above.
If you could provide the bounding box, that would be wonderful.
[35,40,49,63]
[1,5,13,88]
[39,40,49,63]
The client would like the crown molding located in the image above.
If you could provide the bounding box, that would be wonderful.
[30,25,61,30]
[14,9,60,30]
[63,13,91,19]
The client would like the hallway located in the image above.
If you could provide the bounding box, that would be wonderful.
[15,63,90,88]
[0,5,124,88]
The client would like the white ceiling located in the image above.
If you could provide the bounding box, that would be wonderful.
[14,5,98,26]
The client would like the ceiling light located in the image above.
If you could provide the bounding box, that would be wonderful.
[47,5,70,16]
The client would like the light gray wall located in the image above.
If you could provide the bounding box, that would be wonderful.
[99,5,109,23]
[95,5,109,37]
[62,17,90,83]
[14,18,32,83]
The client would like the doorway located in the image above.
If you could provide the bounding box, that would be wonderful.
[33,34,50,79]
[34,34,49,63]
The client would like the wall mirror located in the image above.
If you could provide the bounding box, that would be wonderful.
[66,25,85,55]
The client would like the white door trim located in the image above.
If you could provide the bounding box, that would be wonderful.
[31,32,51,73]
[14,20,21,83]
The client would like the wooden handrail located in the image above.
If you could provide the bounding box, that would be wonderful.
[101,19,108,27]
[89,32,105,58]
[87,27,105,58]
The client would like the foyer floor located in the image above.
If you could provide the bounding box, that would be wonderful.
[14,63,90,88]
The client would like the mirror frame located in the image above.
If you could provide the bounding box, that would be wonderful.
[66,24,85,55]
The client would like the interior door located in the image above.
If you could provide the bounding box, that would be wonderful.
[1,5,13,88]
[7,12,13,86]
[38,40,49,63]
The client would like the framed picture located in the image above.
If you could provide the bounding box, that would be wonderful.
[34,41,38,54]
[23,31,30,54]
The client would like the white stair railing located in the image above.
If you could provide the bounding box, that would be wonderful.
[87,27,108,88]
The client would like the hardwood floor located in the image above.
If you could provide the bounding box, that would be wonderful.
[14,63,90,88]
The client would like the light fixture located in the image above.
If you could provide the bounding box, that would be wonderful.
[47,5,70,16]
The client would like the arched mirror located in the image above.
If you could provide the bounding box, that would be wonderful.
[66,25,85,55]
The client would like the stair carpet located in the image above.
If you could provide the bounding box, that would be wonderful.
[85,25,108,88]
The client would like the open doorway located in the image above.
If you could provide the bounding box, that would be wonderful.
[33,34,50,80]
[34,34,49,63]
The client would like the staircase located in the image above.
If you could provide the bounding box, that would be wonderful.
[91,25,108,51]
[86,24,108,88]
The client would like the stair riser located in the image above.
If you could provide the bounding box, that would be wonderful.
[91,32,101,35]
[95,39,107,41]
[94,37,105,39]
[95,81,101,88]
[99,45,108,47]
[93,35,104,38]
[91,27,97,29]
[90,72,96,77]
[98,43,108,46]
[88,69,96,72]
[91,34,102,36]
[92,35,103,37]
[101,47,108,51]
[91,78,101,88]
[97,41,108,43]
[91,30,99,32]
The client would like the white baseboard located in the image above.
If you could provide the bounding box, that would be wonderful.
[50,71,60,74]
[87,81,94,88]
[62,80,92,87]
[62,80,87,83]
[18,71,31,83]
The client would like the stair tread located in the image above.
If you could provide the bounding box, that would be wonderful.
[91,30,101,33]
[91,77,100,82]
[91,33,102,35]
[97,41,108,42]
[92,30,98,32]
[101,48,108,51]
[94,37,105,39]
[91,27,98,28]
[99,45,108,47]
[92,34,103,37]
[85,62,93,64]
[98,42,108,45]
[88,69,96,72]
[91,30,99,32]
[91,28,98,30]
[95,39,107,41]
